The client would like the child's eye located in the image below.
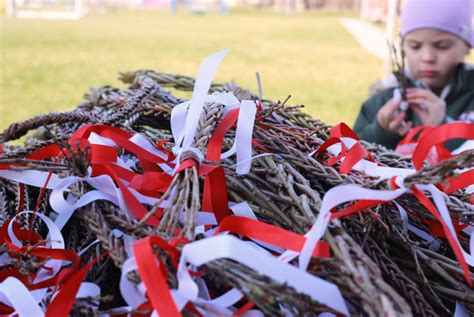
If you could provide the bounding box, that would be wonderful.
[408,44,421,50]
[434,41,452,50]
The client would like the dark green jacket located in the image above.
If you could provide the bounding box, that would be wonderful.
[353,63,474,149]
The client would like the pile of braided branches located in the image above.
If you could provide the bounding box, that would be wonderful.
[0,70,473,317]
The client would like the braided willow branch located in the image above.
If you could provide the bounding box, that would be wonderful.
[404,150,474,187]
[0,111,98,143]
[101,76,157,127]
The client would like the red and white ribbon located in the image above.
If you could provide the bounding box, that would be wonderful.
[174,235,349,315]
[170,50,257,175]
[300,177,474,286]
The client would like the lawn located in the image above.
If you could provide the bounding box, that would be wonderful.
[3,9,469,131]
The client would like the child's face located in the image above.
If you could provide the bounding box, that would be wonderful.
[402,28,470,90]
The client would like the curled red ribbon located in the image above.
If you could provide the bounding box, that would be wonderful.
[412,122,474,170]
[313,123,376,175]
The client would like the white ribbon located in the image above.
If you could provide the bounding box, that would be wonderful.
[8,211,65,287]
[220,100,257,175]
[300,178,474,279]
[8,211,67,305]
[0,210,106,314]
[128,133,174,175]
[119,257,147,309]
[419,184,474,266]
[170,50,257,175]
[0,277,44,316]
[393,88,410,111]
[0,132,172,231]
[395,202,440,251]
[173,50,229,153]
[76,282,101,306]
[299,184,407,271]
[174,235,349,315]
[455,300,470,317]
[0,170,64,189]
[306,130,474,272]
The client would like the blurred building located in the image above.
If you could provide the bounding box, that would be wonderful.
[244,0,363,13]
[7,0,227,15]
[8,0,474,17]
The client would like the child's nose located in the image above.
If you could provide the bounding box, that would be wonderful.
[421,48,436,63]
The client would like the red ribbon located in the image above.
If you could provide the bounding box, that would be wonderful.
[30,166,54,237]
[1,124,177,226]
[93,164,162,226]
[411,186,472,287]
[330,122,360,140]
[0,218,98,317]
[440,170,474,197]
[412,122,474,170]
[330,200,386,220]
[200,109,241,223]
[215,216,330,258]
[173,109,242,224]
[16,183,25,214]
[234,301,255,316]
[252,138,272,153]
[46,252,109,317]
[398,126,433,145]
[313,123,375,174]
[428,221,469,239]
[133,236,181,317]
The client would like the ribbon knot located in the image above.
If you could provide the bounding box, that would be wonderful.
[178,148,204,165]
[175,148,205,175]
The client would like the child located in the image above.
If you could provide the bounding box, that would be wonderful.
[353,0,474,150]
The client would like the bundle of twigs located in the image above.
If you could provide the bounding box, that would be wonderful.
[0,70,472,317]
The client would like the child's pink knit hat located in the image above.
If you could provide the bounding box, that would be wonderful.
[401,0,473,47]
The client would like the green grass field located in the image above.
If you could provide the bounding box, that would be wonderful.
[0,9,386,130]
[1,9,472,131]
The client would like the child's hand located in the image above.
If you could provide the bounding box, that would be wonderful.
[376,98,413,136]
[406,88,446,126]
